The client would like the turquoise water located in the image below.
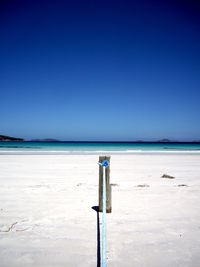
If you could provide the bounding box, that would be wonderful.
[0,141,200,154]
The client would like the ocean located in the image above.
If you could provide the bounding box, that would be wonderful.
[0,141,200,154]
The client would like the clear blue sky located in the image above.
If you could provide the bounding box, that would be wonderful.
[0,0,200,141]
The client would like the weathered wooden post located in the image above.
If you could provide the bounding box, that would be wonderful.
[99,156,112,213]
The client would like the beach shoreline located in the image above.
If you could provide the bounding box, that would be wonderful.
[1,150,200,156]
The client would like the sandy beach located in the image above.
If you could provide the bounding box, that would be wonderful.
[0,154,200,267]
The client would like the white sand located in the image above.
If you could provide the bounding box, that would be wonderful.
[0,154,200,267]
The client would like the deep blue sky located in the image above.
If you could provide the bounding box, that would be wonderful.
[0,0,200,141]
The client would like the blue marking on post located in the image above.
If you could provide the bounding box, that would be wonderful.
[101,160,109,168]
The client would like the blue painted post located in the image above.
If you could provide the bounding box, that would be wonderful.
[99,156,111,213]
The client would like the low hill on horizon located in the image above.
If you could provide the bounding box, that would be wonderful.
[0,135,24,142]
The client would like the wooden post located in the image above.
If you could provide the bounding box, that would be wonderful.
[99,156,112,213]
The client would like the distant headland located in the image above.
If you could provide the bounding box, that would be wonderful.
[0,135,24,142]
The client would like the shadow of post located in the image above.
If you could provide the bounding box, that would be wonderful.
[92,206,101,267]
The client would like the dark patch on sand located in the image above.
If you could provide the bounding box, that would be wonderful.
[161,174,175,179]
[136,184,150,188]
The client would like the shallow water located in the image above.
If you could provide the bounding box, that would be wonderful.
[0,141,200,154]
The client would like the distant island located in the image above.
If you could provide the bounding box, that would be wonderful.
[0,135,24,142]
[30,139,59,142]
[0,134,200,143]
[157,139,171,142]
